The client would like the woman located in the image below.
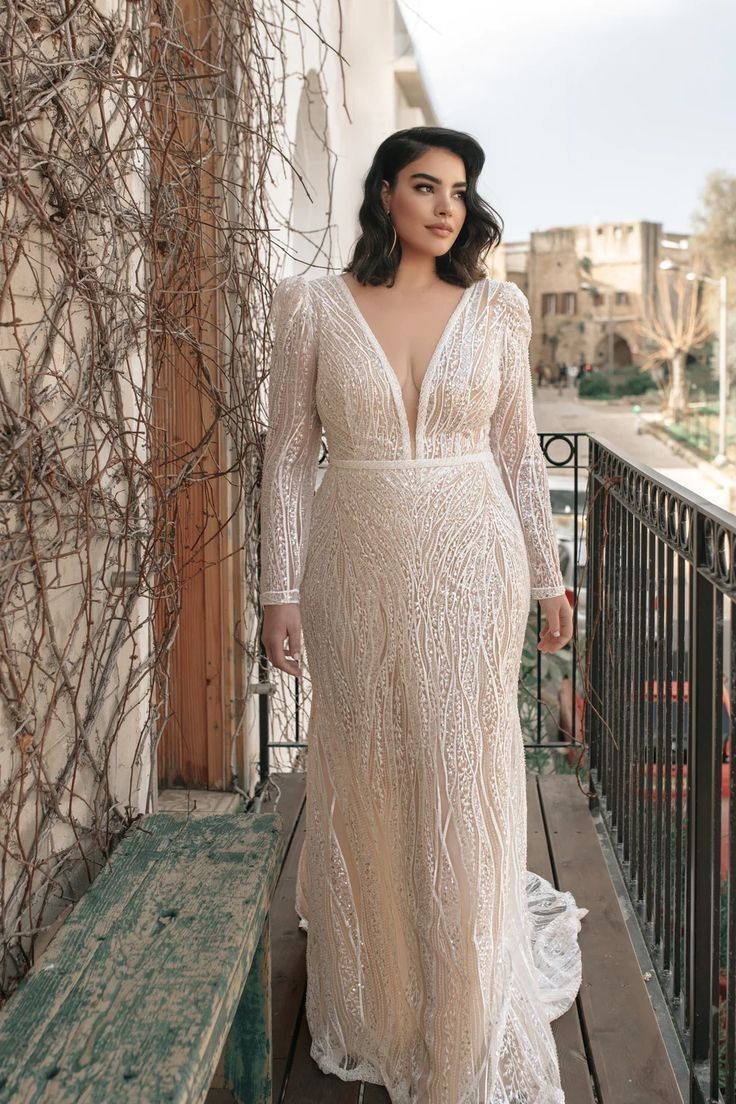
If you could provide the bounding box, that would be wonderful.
[260,126,587,1104]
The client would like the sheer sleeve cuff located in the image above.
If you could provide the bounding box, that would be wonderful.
[261,589,301,606]
[530,584,568,600]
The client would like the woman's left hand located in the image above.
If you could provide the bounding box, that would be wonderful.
[537,593,574,652]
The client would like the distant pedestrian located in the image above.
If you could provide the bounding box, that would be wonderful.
[567,362,580,389]
[535,361,545,388]
[556,362,565,393]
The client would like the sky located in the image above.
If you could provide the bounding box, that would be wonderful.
[399,0,735,242]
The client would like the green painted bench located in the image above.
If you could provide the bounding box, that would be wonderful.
[0,810,286,1104]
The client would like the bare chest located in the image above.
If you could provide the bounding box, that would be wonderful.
[341,279,468,397]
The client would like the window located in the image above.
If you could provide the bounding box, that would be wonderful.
[615,291,629,305]
[593,290,604,306]
[550,488,576,516]
[543,292,577,315]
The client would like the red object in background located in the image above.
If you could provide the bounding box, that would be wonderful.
[558,678,585,766]
[630,677,729,879]
[558,676,732,877]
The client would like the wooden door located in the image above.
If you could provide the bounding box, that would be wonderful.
[149,0,241,788]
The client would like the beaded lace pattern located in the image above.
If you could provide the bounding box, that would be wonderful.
[260,273,588,1103]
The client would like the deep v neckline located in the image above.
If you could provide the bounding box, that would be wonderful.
[334,273,477,459]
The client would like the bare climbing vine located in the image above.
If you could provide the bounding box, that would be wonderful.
[0,0,343,997]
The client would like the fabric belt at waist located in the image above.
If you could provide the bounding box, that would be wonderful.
[327,449,495,471]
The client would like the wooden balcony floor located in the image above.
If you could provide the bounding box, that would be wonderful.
[210,770,687,1104]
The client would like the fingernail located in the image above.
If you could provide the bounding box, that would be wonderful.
[553,630,560,637]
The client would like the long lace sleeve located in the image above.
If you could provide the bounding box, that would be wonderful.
[259,274,322,607]
[489,283,567,600]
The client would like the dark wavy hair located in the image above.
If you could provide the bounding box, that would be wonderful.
[343,126,503,289]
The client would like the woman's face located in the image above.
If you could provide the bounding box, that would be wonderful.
[380,147,468,260]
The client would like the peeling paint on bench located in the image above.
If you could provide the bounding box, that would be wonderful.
[0,811,286,1103]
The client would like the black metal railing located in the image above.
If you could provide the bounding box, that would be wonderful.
[586,434,735,1104]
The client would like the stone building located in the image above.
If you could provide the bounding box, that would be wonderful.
[501,222,692,374]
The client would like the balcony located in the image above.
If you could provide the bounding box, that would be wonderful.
[252,432,735,1104]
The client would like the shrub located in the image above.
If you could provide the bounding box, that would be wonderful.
[611,372,657,397]
[578,372,611,398]
[578,368,657,399]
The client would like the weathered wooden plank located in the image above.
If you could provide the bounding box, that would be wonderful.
[0,813,180,1060]
[268,791,307,1061]
[272,1058,288,1103]
[247,771,307,1103]
[540,773,684,1104]
[526,772,595,1104]
[205,774,308,1102]
[0,812,285,1104]
[257,771,306,875]
[361,1080,392,1102]
[224,919,272,1104]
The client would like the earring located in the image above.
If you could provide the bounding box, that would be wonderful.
[385,209,397,258]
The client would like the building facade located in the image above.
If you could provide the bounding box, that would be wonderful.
[501,221,693,373]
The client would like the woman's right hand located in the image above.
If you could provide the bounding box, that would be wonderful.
[261,603,304,678]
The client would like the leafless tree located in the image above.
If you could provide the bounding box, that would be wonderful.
[636,266,712,417]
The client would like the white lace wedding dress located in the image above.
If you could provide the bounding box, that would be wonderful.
[259,271,588,1104]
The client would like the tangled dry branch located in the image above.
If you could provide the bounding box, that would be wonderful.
[0,0,341,996]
